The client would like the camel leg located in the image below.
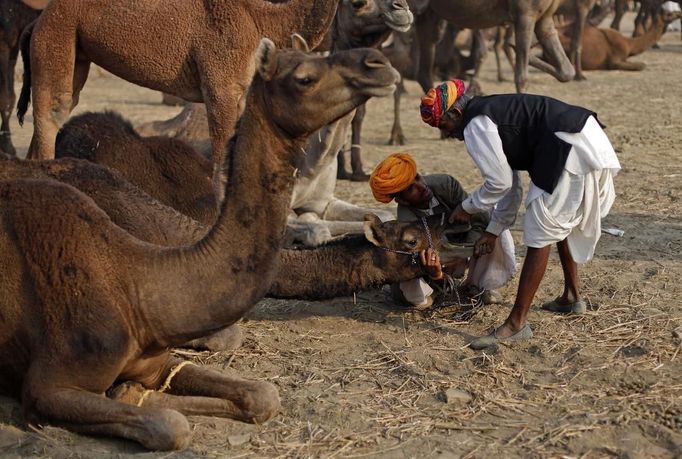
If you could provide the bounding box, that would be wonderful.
[336,148,351,180]
[494,26,507,82]
[181,323,243,352]
[71,60,91,110]
[26,15,81,160]
[23,379,190,450]
[470,29,488,85]
[414,8,442,93]
[388,80,406,145]
[611,0,627,30]
[0,45,16,155]
[528,15,575,83]
[571,7,589,81]
[323,198,395,222]
[610,60,646,70]
[348,104,368,182]
[512,14,536,92]
[111,359,280,424]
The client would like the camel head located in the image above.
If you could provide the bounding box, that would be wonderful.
[254,35,400,138]
[335,0,414,49]
[363,214,475,264]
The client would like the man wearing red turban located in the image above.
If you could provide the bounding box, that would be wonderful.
[419,80,621,350]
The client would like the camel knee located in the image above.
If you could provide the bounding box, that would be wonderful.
[183,323,243,351]
[240,381,280,424]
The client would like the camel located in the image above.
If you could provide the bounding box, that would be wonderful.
[0,37,399,449]
[413,0,575,94]
[16,0,339,202]
[0,0,42,155]
[137,0,413,246]
[55,111,217,226]
[558,8,682,70]
[0,154,473,350]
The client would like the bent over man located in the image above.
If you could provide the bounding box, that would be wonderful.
[419,79,621,349]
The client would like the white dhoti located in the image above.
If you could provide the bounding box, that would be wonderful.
[399,278,434,307]
[523,116,621,264]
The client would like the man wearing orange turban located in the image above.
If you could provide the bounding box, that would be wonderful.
[419,85,621,350]
[369,153,516,309]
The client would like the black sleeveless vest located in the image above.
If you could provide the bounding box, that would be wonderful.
[462,94,603,194]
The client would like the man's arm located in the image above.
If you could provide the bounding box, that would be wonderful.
[459,116,515,217]
[486,170,522,236]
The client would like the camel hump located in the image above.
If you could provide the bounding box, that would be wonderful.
[56,111,139,162]
[21,0,50,10]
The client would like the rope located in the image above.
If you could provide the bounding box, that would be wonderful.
[137,361,195,407]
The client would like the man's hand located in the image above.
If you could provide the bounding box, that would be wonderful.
[419,247,443,280]
[448,204,471,225]
[474,232,498,257]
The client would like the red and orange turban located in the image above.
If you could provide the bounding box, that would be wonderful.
[369,152,417,203]
[420,79,465,128]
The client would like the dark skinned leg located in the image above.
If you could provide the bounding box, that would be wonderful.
[495,245,551,339]
[555,238,580,305]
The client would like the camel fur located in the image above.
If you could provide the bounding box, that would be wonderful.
[559,8,682,70]
[136,0,414,246]
[0,37,399,449]
[16,0,339,200]
[0,0,41,155]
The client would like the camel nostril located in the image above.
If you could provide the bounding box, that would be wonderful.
[391,0,407,10]
[364,56,388,69]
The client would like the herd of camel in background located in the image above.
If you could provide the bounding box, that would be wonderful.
[0,0,680,450]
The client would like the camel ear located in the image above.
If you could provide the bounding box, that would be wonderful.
[21,0,50,10]
[291,33,310,53]
[256,38,278,81]
[363,214,384,247]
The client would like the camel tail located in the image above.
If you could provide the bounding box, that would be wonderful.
[17,20,36,126]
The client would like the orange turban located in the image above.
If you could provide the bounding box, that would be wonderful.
[369,153,417,203]
[420,79,466,127]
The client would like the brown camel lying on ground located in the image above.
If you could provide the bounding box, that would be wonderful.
[0,37,399,450]
[16,0,339,201]
[0,154,471,350]
[558,8,682,70]
[0,0,42,155]
[55,112,217,226]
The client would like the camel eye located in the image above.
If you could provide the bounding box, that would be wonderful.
[405,239,418,248]
[351,0,367,9]
[295,77,315,87]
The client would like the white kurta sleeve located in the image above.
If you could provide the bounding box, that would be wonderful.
[460,116,517,236]
[487,170,523,235]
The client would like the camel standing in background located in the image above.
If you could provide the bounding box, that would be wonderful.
[17,0,339,199]
[138,0,414,246]
[414,0,575,94]
[556,0,599,80]
[0,36,399,449]
[0,0,42,155]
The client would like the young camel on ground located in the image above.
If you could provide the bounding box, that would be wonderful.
[16,0,339,199]
[559,9,682,70]
[0,37,399,450]
[0,0,42,155]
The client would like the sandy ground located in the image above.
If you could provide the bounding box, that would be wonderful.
[1,15,682,459]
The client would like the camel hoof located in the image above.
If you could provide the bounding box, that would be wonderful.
[241,381,280,424]
[143,409,191,451]
[337,170,352,180]
[182,323,243,352]
[574,73,587,81]
[349,172,370,182]
[387,134,406,146]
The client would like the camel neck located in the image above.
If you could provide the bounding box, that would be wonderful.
[254,0,339,50]
[135,80,304,348]
[268,237,423,299]
[629,18,667,56]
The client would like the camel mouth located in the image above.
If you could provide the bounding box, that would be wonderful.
[361,83,397,98]
[383,11,414,33]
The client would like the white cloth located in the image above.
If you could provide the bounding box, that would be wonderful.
[460,114,621,261]
[524,168,616,263]
[399,278,433,307]
[467,228,517,290]
[663,1,681,31]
